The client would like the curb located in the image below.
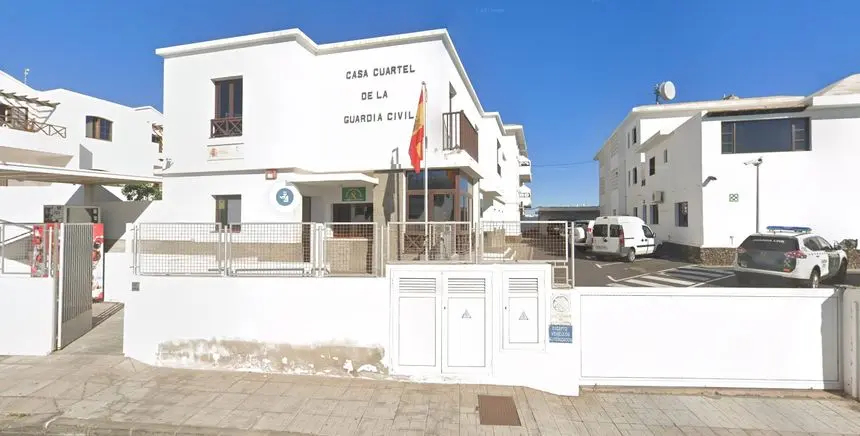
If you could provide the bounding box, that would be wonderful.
[3,417,314,436]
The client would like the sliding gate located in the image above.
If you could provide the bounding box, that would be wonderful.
[54,223,94,349]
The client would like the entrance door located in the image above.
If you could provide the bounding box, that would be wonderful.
[56,223,94,349]
[302,196,312,263]
[641,225,656,255]
[441,272,490,374]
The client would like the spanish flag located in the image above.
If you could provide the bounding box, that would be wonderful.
[408,83,427,173]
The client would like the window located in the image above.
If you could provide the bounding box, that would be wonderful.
[627,132,631,149]
[803,237,822,252]
[650,204,659,224]
[331,203,373,238]
[496,140,502,176]
[214,78,243,118]
[214,195,241,232]
[609,224,622,237]
[663,149,668,163]
[633,207,638,218]
[815,237,833,251]
[649,157,656,176]
[593,224,608,237]
[85,116,112,141]
[632,168,638,184]
[405,170,471,222]
[642,206,647,223]
[212,78,243,138]
[721,118,810,154]
[675,201,689,227]
[632,127,638,144]
[627,170,631,186]
[642,226,655,239]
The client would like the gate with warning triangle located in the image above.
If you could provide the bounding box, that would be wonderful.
[388,264,552,378]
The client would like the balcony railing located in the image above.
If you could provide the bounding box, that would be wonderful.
[442,111,479,162]
[210,117,242,138]
[0,117,67,138]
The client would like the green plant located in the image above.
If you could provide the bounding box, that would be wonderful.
[121,183,162,201]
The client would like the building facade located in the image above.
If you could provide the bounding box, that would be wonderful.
[595,74,860,263]
[151,29,531,228]
[0,69,162,224]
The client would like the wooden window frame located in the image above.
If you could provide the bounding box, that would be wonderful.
[405,169,473,223]
[85,116,113,141]
[214,78,243,119]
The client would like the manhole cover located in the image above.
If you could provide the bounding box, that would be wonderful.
[477,395,521,426]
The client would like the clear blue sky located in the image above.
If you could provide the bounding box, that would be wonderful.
[2,0,858,207]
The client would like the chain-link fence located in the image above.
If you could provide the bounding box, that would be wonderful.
[385,221,475,263]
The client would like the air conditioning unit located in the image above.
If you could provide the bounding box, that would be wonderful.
[652,191,665,203]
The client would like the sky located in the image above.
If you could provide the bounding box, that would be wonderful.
[2,0,859,207]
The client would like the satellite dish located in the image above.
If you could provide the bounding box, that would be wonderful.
[654,81,676,103]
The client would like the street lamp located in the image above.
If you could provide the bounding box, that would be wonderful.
[744,157,763,233]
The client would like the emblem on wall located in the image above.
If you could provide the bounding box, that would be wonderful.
[268,182,300,214]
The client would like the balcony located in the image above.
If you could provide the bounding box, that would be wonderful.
[518,156,532,182]
[442,111,478,162]
[210,117,242,138]
[518,191,532,207]
[0,117,66,138]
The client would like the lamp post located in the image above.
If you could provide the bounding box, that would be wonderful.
[744,157,763,233]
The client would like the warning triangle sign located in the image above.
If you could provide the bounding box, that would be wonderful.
[462,310,471,319]
[518,311,529,321]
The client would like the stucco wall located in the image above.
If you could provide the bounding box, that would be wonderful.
[578,287,840,390]
[843,288,860,400]
[123,276,391,376]
[0,277,55,356]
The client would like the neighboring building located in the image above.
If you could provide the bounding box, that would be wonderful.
[149,28,531,228]
[0,69,162,225]
[594,74,860,264]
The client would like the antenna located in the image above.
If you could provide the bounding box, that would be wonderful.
[653,81,676,104]
[23,68,30,85]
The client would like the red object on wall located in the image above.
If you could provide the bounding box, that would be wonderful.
[92,223,105,302]
[265,169,278,180]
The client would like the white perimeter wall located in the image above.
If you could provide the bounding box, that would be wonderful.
[578,287,841,390]
[0,277,55,356]
[124,277,390,370]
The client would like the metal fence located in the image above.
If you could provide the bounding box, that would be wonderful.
[133,222,381,278]
[0,222,57,277]
[132,220,572,287]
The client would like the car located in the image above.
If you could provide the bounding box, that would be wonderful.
[590,216,656,262]
[571,220,595,251]
[734,226,849,288]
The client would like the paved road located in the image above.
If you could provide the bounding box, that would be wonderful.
[574,253,860,288]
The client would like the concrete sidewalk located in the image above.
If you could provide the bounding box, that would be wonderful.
[2,354,860,435]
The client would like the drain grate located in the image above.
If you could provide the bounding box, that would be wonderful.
[477,395,521,426]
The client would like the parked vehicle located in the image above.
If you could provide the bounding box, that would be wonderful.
[571,220,595,251]
[734,226,849,288]
[590,216,656,262]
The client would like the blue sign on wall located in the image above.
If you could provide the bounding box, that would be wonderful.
[275,188,295,207]
[549,324,573,343]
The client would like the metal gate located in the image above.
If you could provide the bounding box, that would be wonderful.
[55,223,94,349]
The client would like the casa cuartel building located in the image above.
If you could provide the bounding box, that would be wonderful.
[141,28,533,230]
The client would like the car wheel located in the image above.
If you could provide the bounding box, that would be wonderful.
[625,249,636,263]
[807,268,821,288]
[834,260,848,284]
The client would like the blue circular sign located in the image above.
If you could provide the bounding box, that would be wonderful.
[275,188,294,206]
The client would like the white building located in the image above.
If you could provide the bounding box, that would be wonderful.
[0,69,163,220]
[149,28,531,228]
[595,74,860,264]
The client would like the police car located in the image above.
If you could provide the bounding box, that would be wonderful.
[734,226,849,288]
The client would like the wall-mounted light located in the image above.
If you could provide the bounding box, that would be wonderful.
[702,176,717,187]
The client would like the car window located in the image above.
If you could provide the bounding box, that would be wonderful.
[592,224,608,237]
[741,236,799,252]
[803,238,821,251]
[642,225,654,238]
[609,224,622,237]
[815,237,832,251]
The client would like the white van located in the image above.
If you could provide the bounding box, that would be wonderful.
[590,216,657,262]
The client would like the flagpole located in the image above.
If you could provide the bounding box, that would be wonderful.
[422,82,429,260]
